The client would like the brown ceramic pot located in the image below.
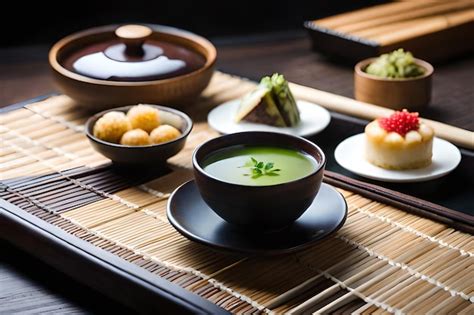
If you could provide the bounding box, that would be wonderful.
[49,24,216,111]
[354,58,433,110]
[192,132,326,230]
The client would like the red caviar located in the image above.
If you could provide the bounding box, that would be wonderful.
[378,109,419,136]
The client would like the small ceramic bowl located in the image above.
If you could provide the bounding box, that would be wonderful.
[85,105,192,166]
[49,24,216,110]
[354,58,433,110]
[192,132,326,230]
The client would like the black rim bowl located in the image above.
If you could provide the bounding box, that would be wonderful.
[85,105,193,166]
[192,131,326,230]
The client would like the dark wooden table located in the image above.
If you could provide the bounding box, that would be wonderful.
[1,32,473,314]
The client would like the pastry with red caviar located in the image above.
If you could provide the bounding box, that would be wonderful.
[365,110,434,169]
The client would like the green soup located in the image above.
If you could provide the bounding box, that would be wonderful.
[202,146,318,186]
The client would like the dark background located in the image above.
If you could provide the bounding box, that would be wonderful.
[1,1,473,314]
[4,0,386,46]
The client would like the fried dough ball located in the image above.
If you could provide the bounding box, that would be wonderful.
[120,129,151,146]
[150,125,182,144]
[127,105,160,133]
[93,111,132,143]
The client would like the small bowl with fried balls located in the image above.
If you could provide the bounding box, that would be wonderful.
[86,104,192,166]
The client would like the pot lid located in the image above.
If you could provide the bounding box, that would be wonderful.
[61,24,206,82]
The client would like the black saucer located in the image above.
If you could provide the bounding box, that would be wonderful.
[167,181,347,255]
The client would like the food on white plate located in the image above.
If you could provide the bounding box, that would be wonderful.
[365,109,434,170]
[235,73,300,127]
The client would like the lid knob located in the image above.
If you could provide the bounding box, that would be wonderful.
[115,24,153,56]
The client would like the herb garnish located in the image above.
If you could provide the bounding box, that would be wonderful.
[240,157,281,179]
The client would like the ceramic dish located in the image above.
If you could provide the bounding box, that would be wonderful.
[207,99,331,137]
[334,133,461,183]
[85,105,192,166]
[354,58,433,110]
[192,131,326,230]
[49,24,216,109]
[167,181,347,255]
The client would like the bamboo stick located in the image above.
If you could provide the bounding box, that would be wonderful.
[337,1,473,34]
[351,16,441,38]
[289,82,474,149]
[314,1,432,29]
[312,291,358,314]
[373,10,474,45]
[287,283,341,314]
[264,274,324,309]
[352,302,376,314]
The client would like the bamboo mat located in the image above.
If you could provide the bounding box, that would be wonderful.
[1,72,473,314]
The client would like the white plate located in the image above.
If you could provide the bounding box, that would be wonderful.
[207,99,331,137]
[334,133,461,183]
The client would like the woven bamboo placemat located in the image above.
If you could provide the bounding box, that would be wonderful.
[1,72,473,314]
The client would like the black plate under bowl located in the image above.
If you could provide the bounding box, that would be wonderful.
[167,180,347,255]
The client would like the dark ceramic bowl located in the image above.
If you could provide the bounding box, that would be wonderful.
[85,105,192,166]
[192,132,326,230]
[49,24,216,110]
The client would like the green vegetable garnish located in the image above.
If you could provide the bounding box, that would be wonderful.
[241,157,281,179]
[365,49,425,79]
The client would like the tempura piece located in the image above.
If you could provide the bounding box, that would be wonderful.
[150,125,181,144]
[127,104,160,133]
[93,111,132,143]
[120,129,151,146]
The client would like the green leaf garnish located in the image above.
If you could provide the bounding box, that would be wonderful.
[241,157,281,178]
